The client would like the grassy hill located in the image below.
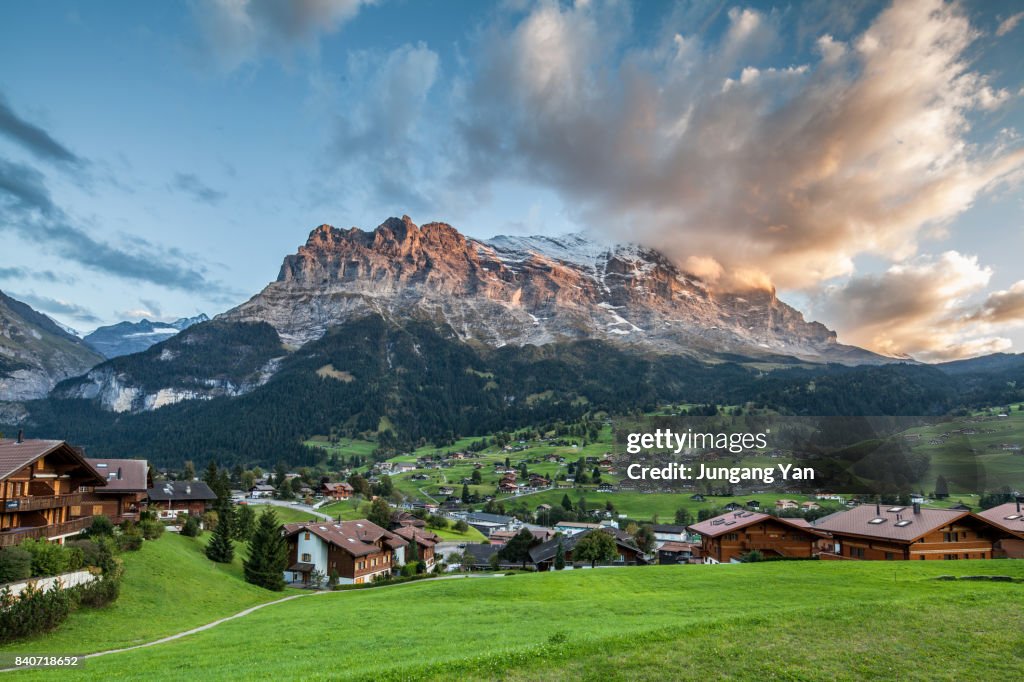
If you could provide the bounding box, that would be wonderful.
[10,557,1024,680]
[0,532,295,657]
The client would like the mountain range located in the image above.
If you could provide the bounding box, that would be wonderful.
[0,290,104,403]
[221,216,886,365]
[83,314,210,358]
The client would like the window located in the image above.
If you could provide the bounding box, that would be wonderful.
[884,552,895,560]
[304,532,310,541]
[724,533,738,541]
[943,532,957,543]
[944,553,959,560]
[301,553,311,562]
[849,547,865,559]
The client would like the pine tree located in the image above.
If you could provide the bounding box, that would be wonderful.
[368,498,391,528]
[935,475,950,499]
[243,508,287,591]
[205,508,235,564]
[461,483,470,503]
[554,538,566,570]
[233,503,256,542]
[561,493,573,511]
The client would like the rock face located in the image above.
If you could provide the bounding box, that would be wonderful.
[220,216,888,364]
[84,314,210,358]
[0,290,105,401]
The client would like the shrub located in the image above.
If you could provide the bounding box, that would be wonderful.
[0,547,32,583]
[117,526,144,552]
[201,510,219,531]
[85,515,115,538]
[65,540,102,570]
[453,519,470,533]
[181,514,202,537]
[139,519,165,540]
[21,538,70,577]
[0,583,74,643]
[400,561,420,577]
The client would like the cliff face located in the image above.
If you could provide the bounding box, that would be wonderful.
[0,290,104,401]
[220,216,886,364]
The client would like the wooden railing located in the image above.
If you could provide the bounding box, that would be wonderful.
[2,492,83,513]
[0,516,93,547]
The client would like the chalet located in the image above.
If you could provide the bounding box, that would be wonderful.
[498,481,519,494]
[688,510,826,564]
[389,511,427,530]
[746,500,760,509]
[321,481,354,500]
[690,494,705,502]
[83,457,149,523]
[489,528,557,546]
[464,512,519,537]
[0,437,107,547]
[775,499,799,510]
[283,519,407,585]
[722,502,743,511]
[657,541,702,565]
[249,484,275,499]
[536,504,553,512]
[147,481,217,520]
[596,483,616,493]
[392,463,417,474]
[391,526,442,569]
[814,503,1017,561]
[801,501,821,511]
[437,486,454,496]
[652,524,688,543]
[975,500,1024,558]
[553,521,602,536]
[529,528,646,570]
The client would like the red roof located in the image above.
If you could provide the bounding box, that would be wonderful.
[283,519,407,557]
[688,510,827,538]
[812,504,1006,543]
[975,502,1024,537]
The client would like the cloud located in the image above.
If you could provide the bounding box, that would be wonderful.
[996,11,1024,37]
[324,42,440,209]
[171,172,227,205]
[9,290,100,324]
[191,0,375,72]
[0,94,83,167]
[0,157,233,295]
[0,267,73,284]
[816,252,1024,361]
[452,0,1024,291]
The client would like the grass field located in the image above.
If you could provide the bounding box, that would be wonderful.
[11,558,1024,681]
[244,504,319,524]
[0,533,293,657]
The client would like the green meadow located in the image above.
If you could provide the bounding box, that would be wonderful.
[8,544,1022,681]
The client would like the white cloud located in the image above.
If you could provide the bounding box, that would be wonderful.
[996,11,1024,37]
[191,0,375,72]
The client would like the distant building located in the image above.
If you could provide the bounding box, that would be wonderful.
[689,510,826,564]
[283,519,406,585]
[84,457,150,523]
[148,481,217,519]
[321,481,354,500]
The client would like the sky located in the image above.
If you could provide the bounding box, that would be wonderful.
[0,0,1023,362]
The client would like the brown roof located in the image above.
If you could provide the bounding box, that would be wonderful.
[659,541,700,553]
[391,525,441,547]
[0,439,106,485]
[283,519,408,557]
[813,504,984,543]
[975,502,1024,537]
[86,457,148,492]
[322,482,354,492]
[689,510,827,538]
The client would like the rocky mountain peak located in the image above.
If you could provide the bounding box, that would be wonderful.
[226,216,886,365]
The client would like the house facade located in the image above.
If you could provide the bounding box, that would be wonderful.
[530,528,646,570]
[814,503,1016,560]
[147,481,217,519]
[391,526,441,570]
[83,457,149,523]
[283,519,407,585]
[0,438,107,547]
[321,481,354,500]
[689,511,825,564]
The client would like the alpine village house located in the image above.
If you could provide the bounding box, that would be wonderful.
[0,437,108,547]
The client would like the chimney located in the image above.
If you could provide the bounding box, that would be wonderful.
[913,502,921,515]
[875,502,881,515]
[16,429,23,444]
[117,467,123,480]
[1017,498,1021,513]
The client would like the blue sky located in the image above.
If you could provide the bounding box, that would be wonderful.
[1,0,1022,361]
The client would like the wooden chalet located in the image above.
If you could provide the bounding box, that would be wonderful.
[147,480,217,519]
[84,457,150,523]
[657,541,702,565]
[975,500,1024,558]
[391,526,442,570]
[814,503,1017,561]
[283,519,408,585]
[0,437,107,547]
[321,481,354,501]
[688,510,826,564]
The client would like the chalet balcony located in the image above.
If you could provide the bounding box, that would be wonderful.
[0,516,94,548]
[2,492,84,513]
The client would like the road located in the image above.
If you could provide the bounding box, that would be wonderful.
[239,498,334,521]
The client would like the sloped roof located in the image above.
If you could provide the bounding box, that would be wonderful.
[813,504,985,543]
[0,439,106,485]
[86,457,148,492]
[689,510,827,539]
[529,528,640,563]
[147,480,217,501]
[391,525,442,547]
[283,519,408,557]
[974,502,1024,538]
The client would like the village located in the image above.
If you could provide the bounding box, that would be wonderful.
[1,430,1021,594]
